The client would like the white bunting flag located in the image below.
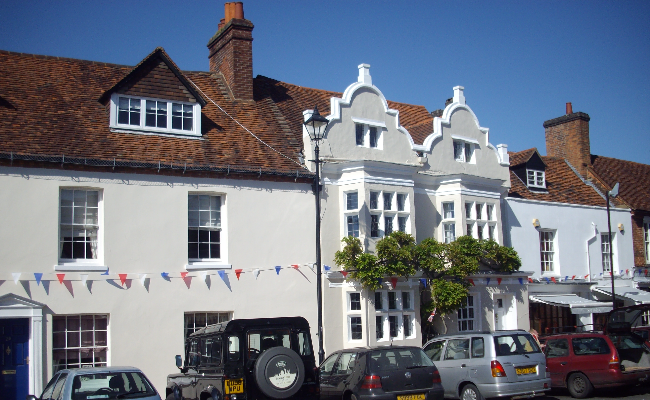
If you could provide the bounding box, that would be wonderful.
[253,269,260,279]
[199,271,207,282]
[80,274,88,286]
[139,274,148,286]
[12,273,20,284]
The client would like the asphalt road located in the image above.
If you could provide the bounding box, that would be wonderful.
[540,383,650,400]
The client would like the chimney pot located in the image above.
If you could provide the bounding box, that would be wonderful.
[566,102,573,114]
[234,2,244,19]
[218,18,225,30]
[225,2,234,23]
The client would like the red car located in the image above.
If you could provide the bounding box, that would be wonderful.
[544,304,650,398]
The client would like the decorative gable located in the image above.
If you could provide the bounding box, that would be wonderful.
[99,47,206,137]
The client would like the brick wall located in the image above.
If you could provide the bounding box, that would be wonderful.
[543,112,591,177]
[207,19,254,101]
[118,60,196,103]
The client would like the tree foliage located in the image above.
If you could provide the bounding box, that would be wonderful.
[334,232,521,316]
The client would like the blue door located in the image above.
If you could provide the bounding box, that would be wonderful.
[0,318,29,400]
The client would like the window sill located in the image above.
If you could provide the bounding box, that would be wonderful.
[110,127,203,139]
[54,264,108,272]
[186,262,232,271]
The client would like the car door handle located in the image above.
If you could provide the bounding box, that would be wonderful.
[461,364,467,368]
[560,362,567,366]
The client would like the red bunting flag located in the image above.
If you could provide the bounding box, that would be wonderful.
[180,272,188,279]
[391,277,398,289]
[572,275,576,280]
[341,271,348,278]
[291,264,300,270]
[56,273,65,284]
[584,274,589,279]
[468,278,475,286]
[551,277,557,283]
[497,278,502,285]
[118,274,127,286]
[646,270,649,277]
[235,269,242,280]
[626,269,629,275]
[528,277,534,283]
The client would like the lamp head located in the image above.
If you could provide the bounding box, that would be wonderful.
[609,182,620,198]
[304,106,329,142]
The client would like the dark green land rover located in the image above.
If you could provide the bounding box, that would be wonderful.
[166,317,319,400]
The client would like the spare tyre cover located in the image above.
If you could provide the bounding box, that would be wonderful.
[254,346,305,399]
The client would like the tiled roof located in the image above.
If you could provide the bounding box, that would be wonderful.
[508,149,608,207]
[591,155,650,211]
[0,50,436,178]
[508,148,537,167]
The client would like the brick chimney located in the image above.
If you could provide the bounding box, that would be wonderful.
[207,2,254,101]
[543,103,591,177]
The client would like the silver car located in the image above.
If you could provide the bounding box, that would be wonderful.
[27,366,161,400]
[423,330,551,399]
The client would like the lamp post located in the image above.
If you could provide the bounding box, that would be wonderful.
[304,106,329,364]
[606,182,620,310]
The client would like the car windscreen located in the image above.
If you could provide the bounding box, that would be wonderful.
[494,333,541,356]
[369,348,434,371]
[72,371,156,399]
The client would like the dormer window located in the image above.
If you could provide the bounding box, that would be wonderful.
[453,139,474,163]
[110,94,201,137]
[527,169,545,188]
[352,117,385,149]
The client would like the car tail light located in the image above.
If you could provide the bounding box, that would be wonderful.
[361,375,382,389]
[432,370,441,384]
[491,360,507,377]
[544,383,549,389]
[609,352,621,370]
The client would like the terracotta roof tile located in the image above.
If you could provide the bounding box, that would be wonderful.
[591,155,650,211]
[508,148,537,167]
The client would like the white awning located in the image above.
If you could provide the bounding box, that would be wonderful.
[593,287,650,304]
[529,294,613,314]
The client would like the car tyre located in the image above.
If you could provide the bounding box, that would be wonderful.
[254,346,305,399]
[461,383,484,400]
[567,372,593,399]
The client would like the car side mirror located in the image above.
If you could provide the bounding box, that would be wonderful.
[175,355,183,369]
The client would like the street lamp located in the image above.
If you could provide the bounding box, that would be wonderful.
[606,182,620,310]
[304,106,329,364]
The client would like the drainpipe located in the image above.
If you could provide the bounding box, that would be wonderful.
[586,223,598,283]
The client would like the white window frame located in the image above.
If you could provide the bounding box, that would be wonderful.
[527,169,546,188]
[374,290,414,341]
[601,233,615,273]
[52,314,108,373]
[352,118,385,149]
[344,190,360,238]
[57,188,104,270]
[184,312,232,339]
[465,201,497,242]
[348,292,362,312]
[539,229,557,274]
[369,190,410,238]
[348,315,363,342]
[644,219,650,264]
[442,202,455,219]
[187,193,230,269]
[457,295,477,332]
[453,139,475,163]
[443,223,456,244]
[109,93,201,137]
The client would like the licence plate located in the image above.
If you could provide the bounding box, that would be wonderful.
[515,366,537,375]
[225,379,244,394]
[397,394,425,400]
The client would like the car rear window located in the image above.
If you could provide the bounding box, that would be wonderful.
[369,348,434,371]
[610,333,647,350]
[494,334,541,356]
[72,371,156,399]
[572,337,610,355]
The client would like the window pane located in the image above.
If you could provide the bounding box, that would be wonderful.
[346,192,358,210]
[371,215,379,237]
[347,215,359,237]
[464,143,472,162]
[397,194,406,211]
[388,292,397,310]
[389,316,398,338]
[376,316,384,339]
[355,124,364,146]
[350,317,362,340]
[374,292,383,310]
[350,293,361,311]
[369,192,379,209]
[383,193,392,210]
[398,216,407,233]
[369,126,378,147]
[402,292,411,309]
[404,315,412,337]
[385,216,393,235]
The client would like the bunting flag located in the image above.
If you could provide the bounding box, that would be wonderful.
[565,276,569,282]
[218,270,226,281]
[341,271,348,278]
[118,274,127,286]
[518,278,524,285]
[419,278,427,288]
[377,278,383,285]
[626,269,629,275]
[291,264,300,270]
[275,266,281,275]
[80,274,88,286]
[551,277,557,283]
[235,269,242,280]
[584,274,589,279]
[34,273,43,286]
[572,275,576,280]
[57,274,65,284]
[253,269,260,279]
[391,277,398,289]
[427,309,436,322]
[324,265,331,272]
[468,278,475,286]
[486,277,491,285]
[180,272,188,279]
[139,274,148,286]
[528,277,534,283]
[199,271,207,282]
[497,278,502,285]
[12,273,20,284]
[161,272,169,279]
[544,277,550,284]
[102,268,109,276]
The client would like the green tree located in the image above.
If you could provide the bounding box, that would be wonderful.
[334,232,521,332]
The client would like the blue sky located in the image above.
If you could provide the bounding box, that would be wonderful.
[1,0,648,164]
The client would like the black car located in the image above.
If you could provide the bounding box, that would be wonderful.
[167,317,319,400]
[319,346,444,400]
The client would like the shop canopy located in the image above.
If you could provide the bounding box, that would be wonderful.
[593,287,650,305]
[529,294,613,314]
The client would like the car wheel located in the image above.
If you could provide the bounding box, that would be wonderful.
[567,372,593,399]
[461,383,484,400]
[254,346,305,399]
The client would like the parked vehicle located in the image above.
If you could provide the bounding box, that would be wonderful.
[422,330,550,400]
[544,304,650,398]
[545,332,650,398]
[167,317,318,400]
[27,366,161,400]
[319,346,444,400]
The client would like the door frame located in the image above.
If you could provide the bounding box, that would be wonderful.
[0,294,45,397]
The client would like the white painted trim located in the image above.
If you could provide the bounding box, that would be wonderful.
[415,187,502,199]
[325,176,414,187]
[451,135,480,145]
[54,264,108,272]
[351,117,387,128]
[505,197,632,212]
[185,263,233,271]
